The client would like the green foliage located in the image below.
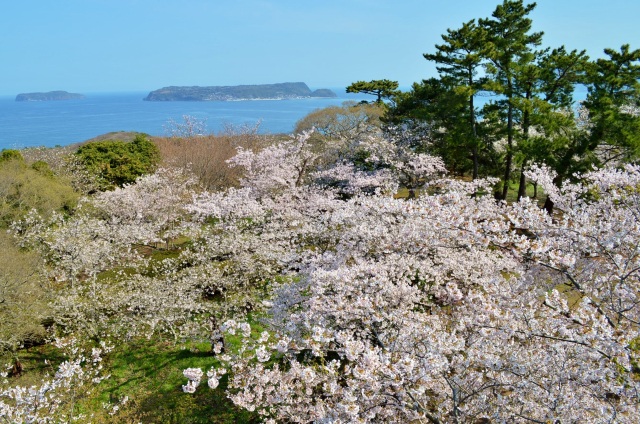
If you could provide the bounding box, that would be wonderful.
[0,156,77,355]
[351,149,378,172]
[30,160,55,177]
[390,77,500,178]
[583,44,640,163]
[387,0,596,204]
[0,149,24,163]
[0,158,78,228]
[479,0,544,199]
[0,233,51,357]
[78,338,257,423]
[423,19,487,93]
[346,79,399,103]
[75,134,160,189]
[422,19,488,179]
[0,152,78,358]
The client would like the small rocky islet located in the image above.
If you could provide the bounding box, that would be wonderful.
[15,91,85,101]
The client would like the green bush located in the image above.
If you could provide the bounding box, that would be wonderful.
[30,160,55,177]
[75,135,160,189]
[0,158,78,228]
[0,232,51,357]
[0,149,24,163]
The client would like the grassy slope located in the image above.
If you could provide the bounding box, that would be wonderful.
[10,338,258,423]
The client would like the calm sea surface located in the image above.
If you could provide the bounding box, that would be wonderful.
[0,90,370,150]
[0,86,589,151]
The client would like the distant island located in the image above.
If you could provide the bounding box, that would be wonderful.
[15,91,85,101]
[144,82,336,101]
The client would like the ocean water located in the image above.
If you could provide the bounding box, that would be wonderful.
[0,90,370,150]
[0,86,590,151]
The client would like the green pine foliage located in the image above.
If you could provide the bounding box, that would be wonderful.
[386,0,638,209]
[346,79,399,103]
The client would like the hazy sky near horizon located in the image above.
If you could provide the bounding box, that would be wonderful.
[1,0,638,96]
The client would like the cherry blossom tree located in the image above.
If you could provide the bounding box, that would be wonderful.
[184,144,640,422]
[0,338,111,423]
[92,167,199,248]
[11,168,198,284]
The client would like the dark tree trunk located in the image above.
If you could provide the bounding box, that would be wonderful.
[501,97,514,200]
[469,75,479,180]
[543,175,563,214]
[472,146,479,180]
[517,91,532,202]
[10,359,23,377]
[517,159,528,201]
[543,195,554,215]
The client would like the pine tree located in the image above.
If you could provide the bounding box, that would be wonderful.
[424,20,487,179]
[583,44,640,163]
[346,79,399,103]
[480,0,543,199]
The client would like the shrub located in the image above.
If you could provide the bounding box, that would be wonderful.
[155,120,269,190]
[0,149,24,163]
[75,134,160,189]
[0,159,78,227]
[0,232,51,357]
[30,160,54,177]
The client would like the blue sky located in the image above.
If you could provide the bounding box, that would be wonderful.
[1,0,638,95]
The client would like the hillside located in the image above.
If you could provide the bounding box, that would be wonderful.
[143,82,336,101]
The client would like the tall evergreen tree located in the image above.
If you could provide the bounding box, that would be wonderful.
[423,20,487,179]
[583,44,640,163]
[387,0,634,211]
[388,77,480,176]
[479,0,543,199]
[514,46,589,199]
[540,44,640,213]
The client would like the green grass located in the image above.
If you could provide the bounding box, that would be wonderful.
[1,343,67,388]
[8,242,266,422]
[395,179,545,205]
[79,337,259,423]
[2,335,259,423]
[503,180,545,206]
[81,313,269,422]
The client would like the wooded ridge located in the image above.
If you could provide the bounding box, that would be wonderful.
[143,82,336,101]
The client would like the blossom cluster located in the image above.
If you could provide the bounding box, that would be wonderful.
[181,136,640,422]
[0,339,111,423]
